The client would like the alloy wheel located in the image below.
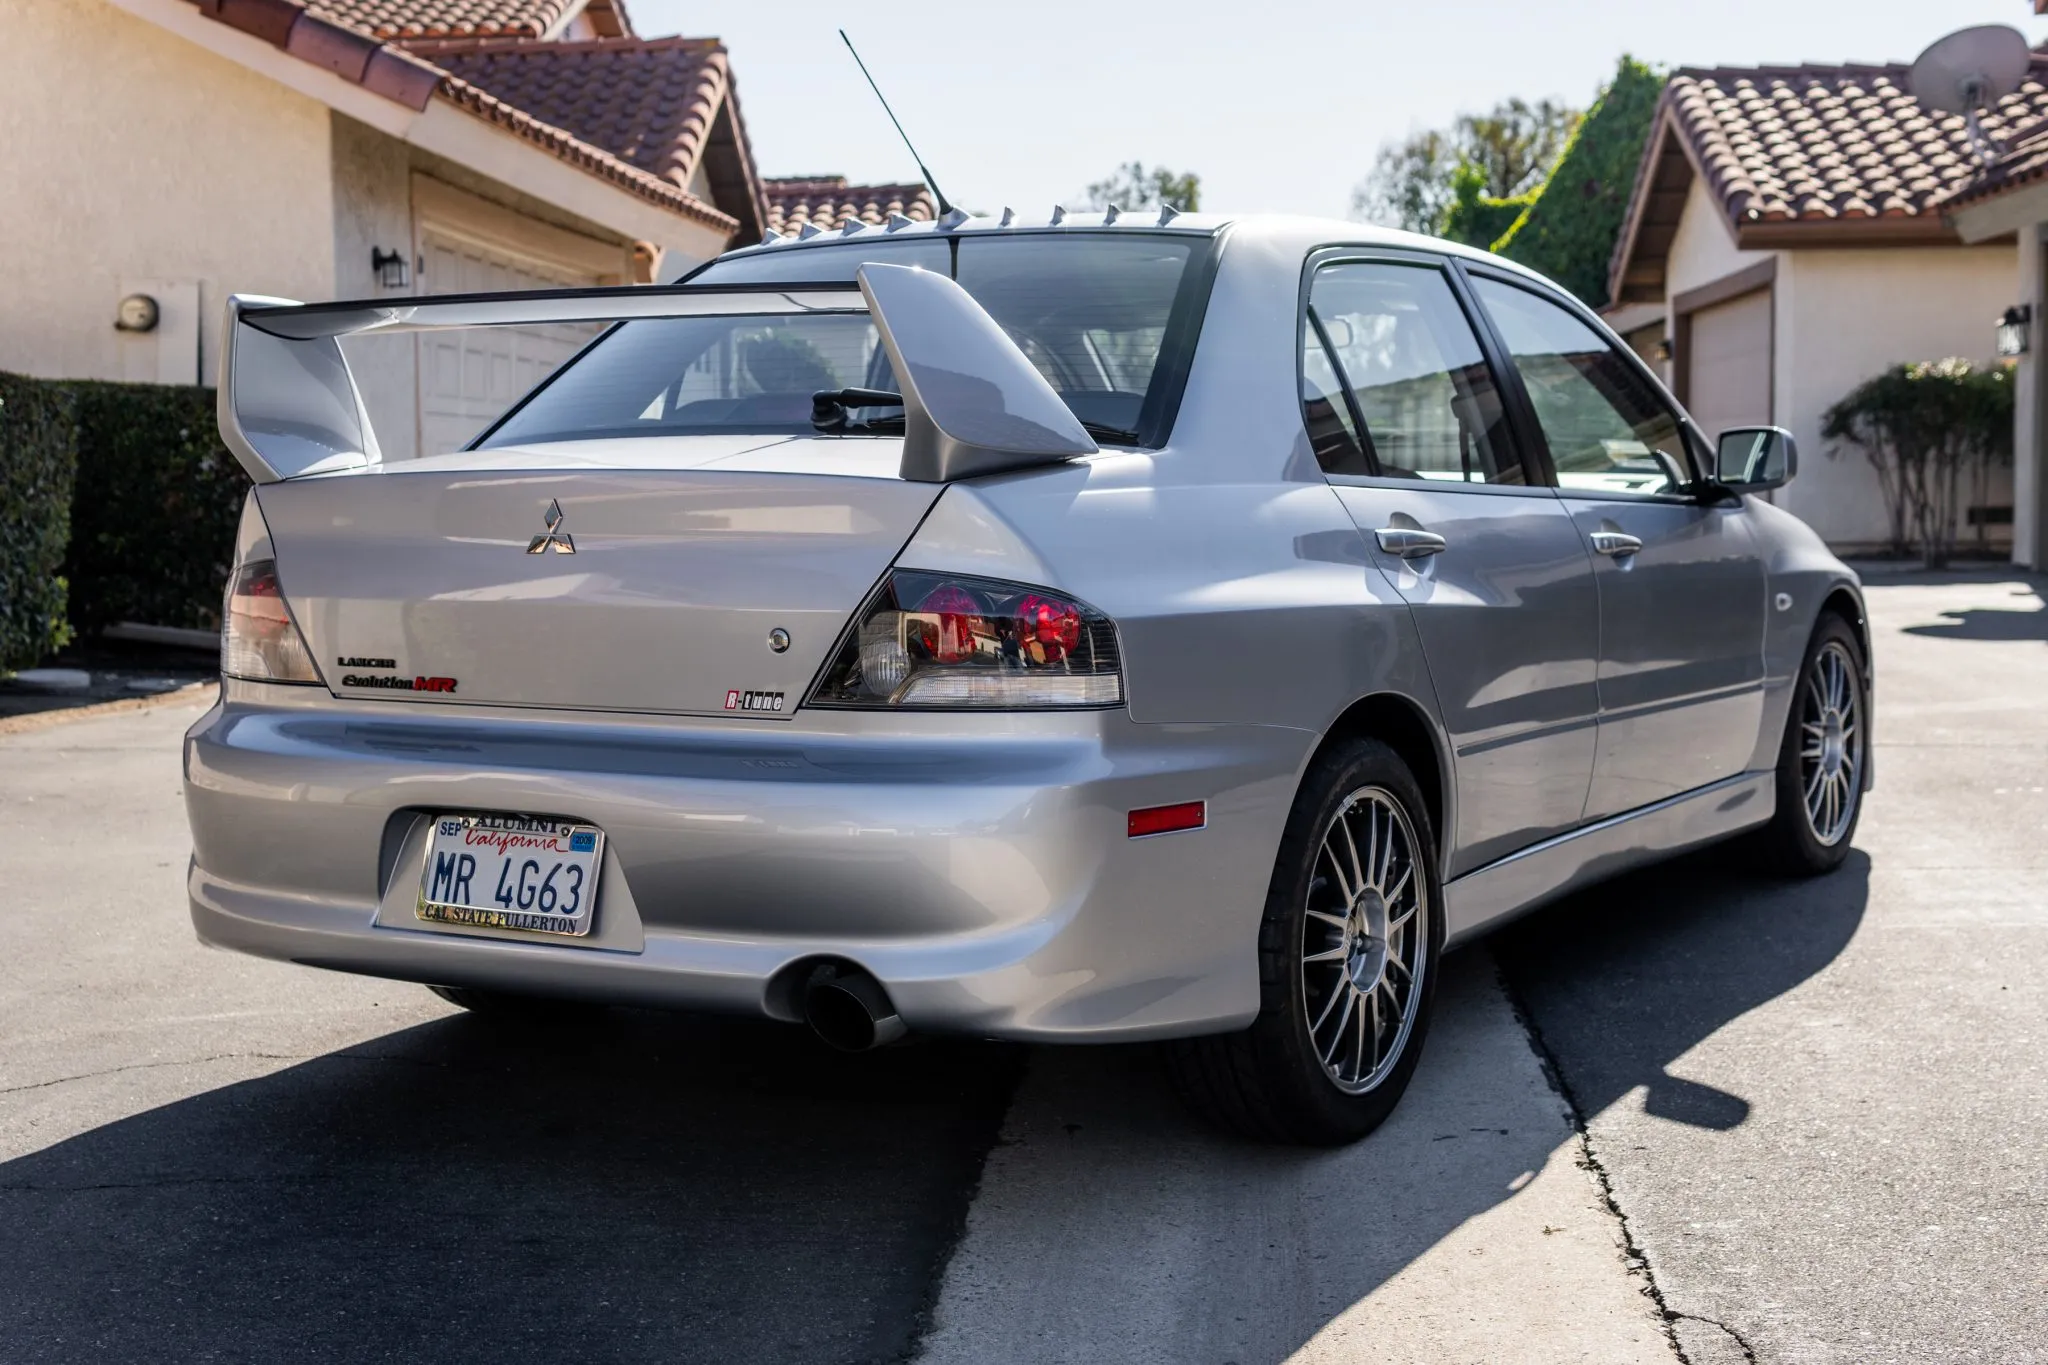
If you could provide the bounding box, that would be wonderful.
[1800,639,1863,846]
[1300,787,1429,1094]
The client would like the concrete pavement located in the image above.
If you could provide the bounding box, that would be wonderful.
[4,574,2043,1363]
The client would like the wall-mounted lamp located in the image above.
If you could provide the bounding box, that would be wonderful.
[1655,336,1673,362]
[372,247,411,291]
[114,293,160,333]
[1998,303,2032,357]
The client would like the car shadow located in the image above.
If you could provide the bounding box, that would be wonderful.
[0,1010,1020,1364]
[1,849,1867,1365]
[1492,845,1871,1131]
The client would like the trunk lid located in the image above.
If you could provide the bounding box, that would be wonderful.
[258,442,937,717]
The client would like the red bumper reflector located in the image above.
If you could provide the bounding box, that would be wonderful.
[1128,801,1206,838]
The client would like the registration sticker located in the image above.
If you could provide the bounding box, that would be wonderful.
[416,813,604,937]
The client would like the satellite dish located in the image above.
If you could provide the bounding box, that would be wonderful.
[1910,24,2031,163]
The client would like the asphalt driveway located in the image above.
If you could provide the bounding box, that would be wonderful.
[3,571,2041,1364]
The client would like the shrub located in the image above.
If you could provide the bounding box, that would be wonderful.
[1822,359,2014,567]
[0,373,78,673]
[62,380,248,633]
[1494,57,1666,307]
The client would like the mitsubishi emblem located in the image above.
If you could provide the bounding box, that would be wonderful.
[526,499,575,555]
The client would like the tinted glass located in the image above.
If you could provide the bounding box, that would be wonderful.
[495,233,1204,449]
[1300,319,1369,475]
[481,313,896,446]
[1472,277,1693,497]
[1304,262,1521,484]
[953,236,1195,441]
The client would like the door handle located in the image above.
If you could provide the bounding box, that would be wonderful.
[1589,530,1643,558]
[1375,527,1448,560]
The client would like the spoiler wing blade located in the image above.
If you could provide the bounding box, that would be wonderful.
[218,275,1095,485]
[856,263,1098,482]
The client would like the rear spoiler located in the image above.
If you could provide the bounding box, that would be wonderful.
[217,266,1095,485]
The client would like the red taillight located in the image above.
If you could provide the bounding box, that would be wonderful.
[221,557,322,684]
[917,583,986,665]
[1128,801,1206,838]
[810,570,1122,709]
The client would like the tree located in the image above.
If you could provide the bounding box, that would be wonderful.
[1352,98,1581,235]
[1081,162,1200,212]
[1493,57,1665,307]
[1822,359,2014,567]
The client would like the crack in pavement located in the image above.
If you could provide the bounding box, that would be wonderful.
[1495,956,1695,1364]
[1671,1312,1760,1364]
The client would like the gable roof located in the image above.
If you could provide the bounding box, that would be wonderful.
[409,35,765,239]
[1608,59,2048,305]
[187,0,756,238]
[761,177,935,238]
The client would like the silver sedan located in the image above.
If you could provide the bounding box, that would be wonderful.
[184,213,1870,1144]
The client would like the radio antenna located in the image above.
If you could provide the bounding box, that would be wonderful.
[839,30,955,216]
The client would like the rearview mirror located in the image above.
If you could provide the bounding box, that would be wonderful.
[1715,426,1797,492]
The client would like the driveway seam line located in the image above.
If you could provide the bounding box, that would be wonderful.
[1492,951,1696,1365]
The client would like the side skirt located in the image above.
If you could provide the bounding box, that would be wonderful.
[1442,771,1775,947]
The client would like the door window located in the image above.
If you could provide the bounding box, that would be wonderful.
[1472,277,1696,498]
[1300,262,1522,484]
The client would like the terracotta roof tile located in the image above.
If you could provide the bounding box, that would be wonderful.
[761,177,935,236]
[1663,61,2048,227]
[189,0,741,233]
[304,0,574,39]
[409,36,726,186]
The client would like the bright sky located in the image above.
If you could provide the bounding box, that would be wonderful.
[632,0,2048,222]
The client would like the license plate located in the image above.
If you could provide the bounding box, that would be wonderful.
[417,814,604,937]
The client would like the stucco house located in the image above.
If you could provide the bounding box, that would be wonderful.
[1603,57,2041,554]
[1,0,932,462]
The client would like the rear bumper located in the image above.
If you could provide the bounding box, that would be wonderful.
[183,689,1311,1041]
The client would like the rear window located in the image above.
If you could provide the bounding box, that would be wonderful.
[479,233,1212,451]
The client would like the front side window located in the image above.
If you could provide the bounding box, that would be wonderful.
[1300,261,1522,485]
[1471,277,1694,498]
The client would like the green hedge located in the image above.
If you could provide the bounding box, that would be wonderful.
[62,380,248,635]
[0,374,78,673]
[1494,57,1666,307]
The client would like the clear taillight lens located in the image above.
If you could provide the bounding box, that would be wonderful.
[809,570,1122,709]
[221,558,322,684]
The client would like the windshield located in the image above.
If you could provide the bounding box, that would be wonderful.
[478,232,1212,451]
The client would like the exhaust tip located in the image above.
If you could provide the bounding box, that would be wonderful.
[802,964,907,1052]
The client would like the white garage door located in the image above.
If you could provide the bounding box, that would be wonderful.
[416,228,605,457]
[1684,287,1773,451]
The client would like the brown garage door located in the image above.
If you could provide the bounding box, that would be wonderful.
[1684,287,1772,448]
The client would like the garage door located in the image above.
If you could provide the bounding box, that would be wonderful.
[416,228,605,457]
[1684,287,1772,450]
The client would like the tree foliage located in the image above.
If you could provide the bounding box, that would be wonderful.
[1082,162,1201,212]
[1822,359,2014,567]
[1494,57,1666,307]
[1352,98,1580,234]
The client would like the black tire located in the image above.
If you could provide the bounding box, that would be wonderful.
[1166,737,1443,1145]
[1755,613,1868,876]
[427,983,606,1025]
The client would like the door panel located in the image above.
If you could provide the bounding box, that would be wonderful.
[1468,274,1768,818]
[1568,502,1765,815]
[1332,486,1599,874]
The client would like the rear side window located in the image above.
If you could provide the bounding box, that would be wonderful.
[1470,277,1693,497]
[1301,262,1522,485]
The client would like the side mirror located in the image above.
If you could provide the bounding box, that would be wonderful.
[1714,426,1797,492]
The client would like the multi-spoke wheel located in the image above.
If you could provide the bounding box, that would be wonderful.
[1759,614,1869,874]
[1167,737,1441,1145]
[1300,789,1428,1094]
